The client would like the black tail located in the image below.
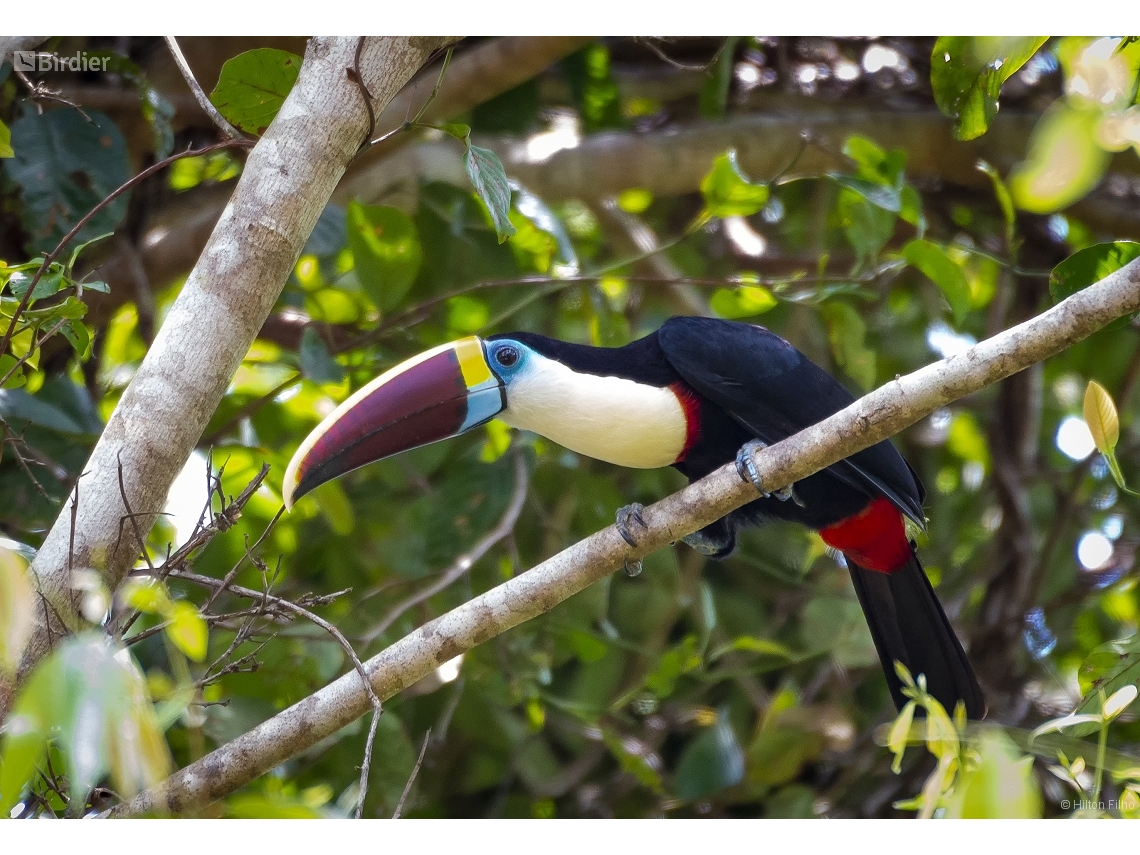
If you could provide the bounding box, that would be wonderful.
[847,549,985,719]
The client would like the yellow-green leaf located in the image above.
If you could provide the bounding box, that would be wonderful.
[166,601,208,662]
[1083,380,1120,454]
[1104,683,1138,720]
[121,578,174,616]
[943,730,1042,818]
[888,701,917,773]
[0,546,34,676]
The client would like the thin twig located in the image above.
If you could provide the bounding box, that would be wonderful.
[391,728,431,819]
[362,448,529,643]
[164,37,244,141]
[356,710,382,819]
[368,47,454,147]
[202,466,275,612]
[168,563,383,815]
[635,37,719,74]
[12,64,92,119]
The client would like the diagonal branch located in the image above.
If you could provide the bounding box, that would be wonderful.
[113,258,1140,816]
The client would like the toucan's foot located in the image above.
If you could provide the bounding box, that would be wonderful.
[682,530,733,558]
[616,502,648,548]
[735,440,803,506]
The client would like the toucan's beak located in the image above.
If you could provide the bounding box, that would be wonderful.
[283,337,504,509]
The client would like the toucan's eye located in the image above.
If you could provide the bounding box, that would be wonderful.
[495,345,520,367]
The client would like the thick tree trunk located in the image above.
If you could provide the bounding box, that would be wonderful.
[1,36,451,719]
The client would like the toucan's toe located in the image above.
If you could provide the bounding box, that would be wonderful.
[616,502,648,548]
[735,439,801,504]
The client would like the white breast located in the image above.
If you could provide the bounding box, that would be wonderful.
[498,356,688,469]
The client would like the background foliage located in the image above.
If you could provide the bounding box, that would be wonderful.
[2,35,1140,818]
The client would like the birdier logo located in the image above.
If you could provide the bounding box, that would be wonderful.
[12,51,109,73]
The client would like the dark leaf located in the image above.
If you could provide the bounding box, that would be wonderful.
[1050,241,1140,332]
[465,145,516,244]
[674,714,745,801]
[299,327,345,384]
[6,109,130,253]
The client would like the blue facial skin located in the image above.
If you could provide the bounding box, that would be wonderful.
[458,338,531,433]
[483,338,531,383]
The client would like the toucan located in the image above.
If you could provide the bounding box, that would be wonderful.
[283,316,984,718]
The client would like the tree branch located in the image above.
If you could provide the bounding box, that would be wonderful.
[3,36,449,720]
[113,258,1140,816]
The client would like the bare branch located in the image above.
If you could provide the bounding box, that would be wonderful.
[164,36,244,141]
[391,728,431,819]
[113,257,1140,817]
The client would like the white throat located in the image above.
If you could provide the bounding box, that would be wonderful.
[498,356,688,469]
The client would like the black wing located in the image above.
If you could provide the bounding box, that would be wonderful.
[658,316,925,526]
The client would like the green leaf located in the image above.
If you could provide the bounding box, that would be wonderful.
[167,601,208,662]
[1009,103,1110,213]
[601,729,664,794]
[0,354,26,390]
[299,327,345,384]
[674,714,745,800]
[700,150,770,218]
[5,265,66,301]
[645,635,701,697]
[0,118,13,158]
[60,319,92,360]
[819,303,877,392]
[947,411,990,470]
[902,239,971,324]
[0,546,34,677]
[6,109,131,253]
[976,160,1016,247]
[1050,241,1140,330]
[512,184,578,270]
[835,188,896,263]
[1074,637,1140,731]
[0,633,172,812]
[439,122,471,142]
[699,37,739,118]
[943,730,1042,818]
[562,43,624,132]
[567,629,609,663]
[888,701,917,773]
[710,285,778,320]
[465,144,516,244]
[121,578,174,616]
[827,174,901,212]
[931,37,1048,140]
[711,635,794,660]
[0,388,85,434]
[346,202,424,309]
[209,48,303,135]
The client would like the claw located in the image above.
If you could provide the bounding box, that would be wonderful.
[736,439,803,506]
[616,502,648,548]
[735,439,771,495]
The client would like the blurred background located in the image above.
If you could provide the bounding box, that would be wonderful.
[2,36,1140,818]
